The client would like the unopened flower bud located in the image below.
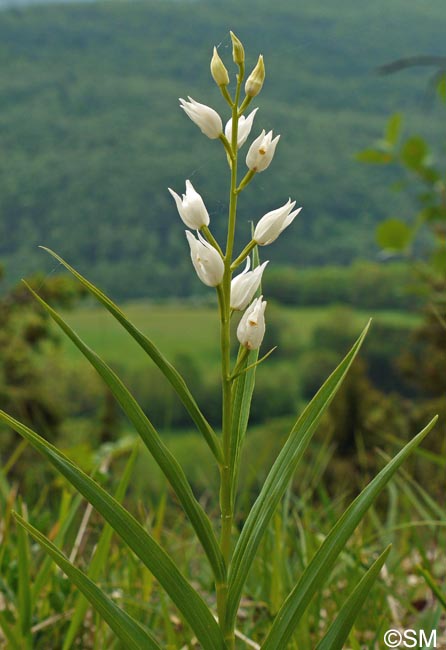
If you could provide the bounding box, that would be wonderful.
[246,129,280,173]
[254,199,302,246]
[225,108,258,150]
[230,31,245,65]
[186,231,224,287]
[210,46,230,87]
[245,55,265,98]
[237,296,267,350]
[231,258,268,311]
[179,97,223,139]
[168,181,209,229]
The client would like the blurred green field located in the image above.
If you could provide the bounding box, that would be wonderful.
[61,300,420,371]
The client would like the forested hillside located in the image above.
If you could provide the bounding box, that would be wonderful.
[1,0,445,298]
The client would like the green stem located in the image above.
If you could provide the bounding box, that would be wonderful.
[236,169,256,193]
[220,85,234,107]
[231,240,256,271]
[238,94,253,116]
[201,225,224,257]
[217,62,245,650]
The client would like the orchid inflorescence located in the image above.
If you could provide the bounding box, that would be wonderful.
[169,31,302,353]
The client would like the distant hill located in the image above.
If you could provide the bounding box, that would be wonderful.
[0,0,445,298]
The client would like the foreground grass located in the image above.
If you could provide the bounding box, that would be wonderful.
[1,431,445,649]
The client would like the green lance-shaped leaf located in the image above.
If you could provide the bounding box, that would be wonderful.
[13,513,162,650]
[261,416,437,649]
[230,241,261,505]
[0,411,226,650]
[226,322,370,629]
[62,445,138,650]
[40,247,222,464]
[315,545,391,650]
[24,283,226,585]
[230,347,258,507]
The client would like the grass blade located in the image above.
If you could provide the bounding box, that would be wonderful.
[40,247,222,463]
[316,545,391,650]
[226,322,370,629]
[261,416,437,649]
[62,445,138,650]
[13,513,162,650]
[16,500,32,648]
[0,411,226,650]
[24,283,226,585]
[32,491,83,603]
[0,611,22,650]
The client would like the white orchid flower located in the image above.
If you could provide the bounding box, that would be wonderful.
[179,97,223,139]
[254,199,302,246]
[246,129,280,172]
[168,180,210,229]
[230,258,268,311]
[225,108,259,150]
[237,296,267,350]
[186,231,224,287]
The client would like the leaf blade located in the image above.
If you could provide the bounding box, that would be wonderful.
[40,247,222,463]
[62,445,139,650]
[24,283,226,585]
[0,410,226,650]
[226,322,370,628]
[14,513,162,650]
[261,416,437,649]
[315,546,391,650]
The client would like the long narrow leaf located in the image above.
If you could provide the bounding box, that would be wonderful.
[24,283,226,584]
[32,491,83,603]
[261,416,437,649]
[230,347,258,506]
[16,500,32,646]
[62,445,138,650]
[0,611,22,650]
[316,545,391,650]
[40,247,222,463]
[0,411,226,650]
[14,513,162,650]
[226,322,370,628]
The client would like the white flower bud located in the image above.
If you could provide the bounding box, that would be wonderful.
[225,108,259,150]
[245,55,265,98]
[186,231,224,287]
[246,129,280,172]
[254,199,302,246]
[210,46,230,87]
[237,296,267,350]
[230,258,268,311]
[168,181,210,229]
[230,31,245,65]
[179,97,223,139]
